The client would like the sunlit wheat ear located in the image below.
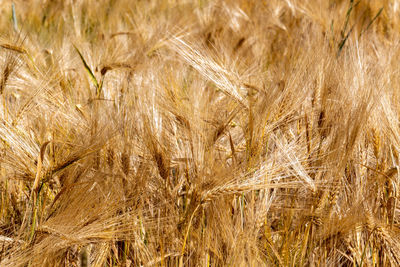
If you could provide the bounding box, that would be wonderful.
[31,141,50,197]
[0,44,24,95]
[169,36,247,109]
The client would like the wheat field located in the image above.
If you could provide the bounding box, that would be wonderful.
[0,0,399,266]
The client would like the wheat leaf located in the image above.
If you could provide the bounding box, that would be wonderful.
[73,45,100,96]
[11,3,18,32]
